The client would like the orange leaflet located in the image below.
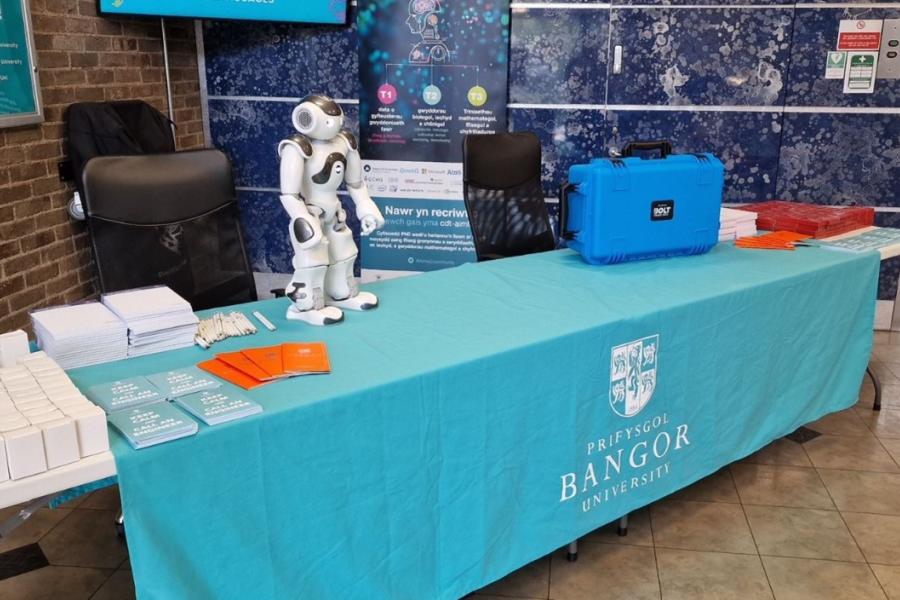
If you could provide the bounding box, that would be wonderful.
[217,351,278,381]
[282,342,331,375]
[197,359,265,390]
[241,345,286,379]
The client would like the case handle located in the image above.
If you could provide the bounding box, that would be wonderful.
[559,181,577,241]
[621,140,672,160]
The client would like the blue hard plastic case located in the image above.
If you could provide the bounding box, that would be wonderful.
[562,147,724,265]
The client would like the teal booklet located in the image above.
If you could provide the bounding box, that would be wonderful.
[146,366,220,399]
[107,401,199,449]
[87,376,164,414]
[174,389,263,426]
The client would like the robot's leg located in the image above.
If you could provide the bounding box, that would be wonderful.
[284,218,344,326]
[323,210,378,311]
[285,266,344,326]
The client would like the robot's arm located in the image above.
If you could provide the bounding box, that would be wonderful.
[278,136,323,248]
[338,129,384,236]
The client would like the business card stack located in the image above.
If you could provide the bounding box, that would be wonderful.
[719,207,758,242]
[102,287,199,357]
[31,303,128,369]
[0,351,109,482]
[197,342,331,390]
[174,389,263,426]
[107,401,199,450]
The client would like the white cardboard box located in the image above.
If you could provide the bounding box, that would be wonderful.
[0,331,30,369]
[39,418,80,469]
[64,406,109,458]
[5,426,47,480]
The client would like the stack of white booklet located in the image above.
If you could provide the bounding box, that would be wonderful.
[31,303,128,369]
[102,287,199,357]
[719,207,758,242]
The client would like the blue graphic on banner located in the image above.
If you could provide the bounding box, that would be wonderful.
[98,0,348,24]
[357,0,509,278]
[358,0,509,162]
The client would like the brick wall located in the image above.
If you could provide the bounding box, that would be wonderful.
[0,0,204,335]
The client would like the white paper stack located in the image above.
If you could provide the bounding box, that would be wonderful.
[101,287,199,357]
[719,207,758,242]
[31,303,128,369]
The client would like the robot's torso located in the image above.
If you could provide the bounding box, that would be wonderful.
[278,130,358,219]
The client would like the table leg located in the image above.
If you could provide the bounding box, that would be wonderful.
[0,493,55,539]
[115,510,125,538]
[868,366,882,412]
[618,513,629,537]
[566,540,578,562]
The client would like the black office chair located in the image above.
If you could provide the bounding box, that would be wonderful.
[462,132,556,261]
[81,149,257,310]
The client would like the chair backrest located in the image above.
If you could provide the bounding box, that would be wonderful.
[81,149,257,310]
[66,101,175,197]
[462,132,556,261]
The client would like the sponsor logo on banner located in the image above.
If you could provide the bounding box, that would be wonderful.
[560,334,692,514]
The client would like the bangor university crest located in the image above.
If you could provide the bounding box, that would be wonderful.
[609,335,659,418]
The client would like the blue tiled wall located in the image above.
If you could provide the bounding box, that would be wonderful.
[203,2,900,300]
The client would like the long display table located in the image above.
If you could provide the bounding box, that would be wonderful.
[68,245,879,600]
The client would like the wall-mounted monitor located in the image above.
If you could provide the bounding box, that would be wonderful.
[0,0,43,128]
[97,0,349,25]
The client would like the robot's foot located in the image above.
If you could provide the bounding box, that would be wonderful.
[286,305,344,326]
[327,291,379,312]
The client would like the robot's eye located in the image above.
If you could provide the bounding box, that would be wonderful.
[298,110,313,130]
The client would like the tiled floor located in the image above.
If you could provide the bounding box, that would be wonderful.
[5,334,900,599]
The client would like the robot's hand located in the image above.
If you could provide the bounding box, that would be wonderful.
[359,213,384,236]
[292,213,324,249]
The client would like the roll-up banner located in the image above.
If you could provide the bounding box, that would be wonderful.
[0,0,43,128]
[358,0,510,281]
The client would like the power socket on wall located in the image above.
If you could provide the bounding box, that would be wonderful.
[877,19,900,79]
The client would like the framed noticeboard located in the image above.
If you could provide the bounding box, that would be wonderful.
[0,0,43,128]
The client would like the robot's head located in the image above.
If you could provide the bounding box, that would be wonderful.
[291,95,344,140]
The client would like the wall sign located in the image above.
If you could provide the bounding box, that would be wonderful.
[0,0,42,127]
[844,51,879,94]
[838,19,883,51]
[357,0,510,282]
[824,51,847,79]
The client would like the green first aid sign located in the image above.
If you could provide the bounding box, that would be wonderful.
[844,51,878,94]
[0,0,43,127]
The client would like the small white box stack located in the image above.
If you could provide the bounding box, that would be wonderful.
[719,207,758,242]
[0,349,109,482]
[102,287,199,357]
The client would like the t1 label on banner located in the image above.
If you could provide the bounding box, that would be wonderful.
[825,51,847,79]
[838,19,883,51]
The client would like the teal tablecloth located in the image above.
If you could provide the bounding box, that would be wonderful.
[69,245,879,600]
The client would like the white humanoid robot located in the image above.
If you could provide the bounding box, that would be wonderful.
[278,95,385,325]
